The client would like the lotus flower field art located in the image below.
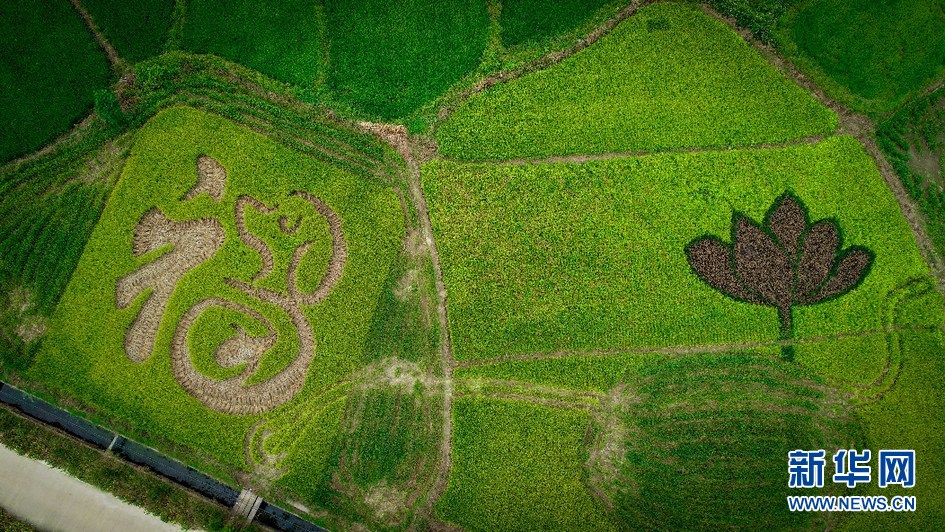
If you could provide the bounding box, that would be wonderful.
[685,192,874,360]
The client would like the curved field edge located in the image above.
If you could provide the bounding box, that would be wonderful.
[435,2,837,161]
[422,135,943,361]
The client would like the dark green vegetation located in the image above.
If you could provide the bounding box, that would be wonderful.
[593,353,861,529]
[312,376,442,529]
[0,0,111,163]
[0,406,251,531]
[423,136,938,360]
[0,123,127,372]
[181,0,326,90]
[325,0,490,119]
[500,0,614,47]
[707,0,798,43]
[83,0,175,62]
[778,0,945,115]
[437,398,615,531]
[878,86,945,258]
[436,3,836,161]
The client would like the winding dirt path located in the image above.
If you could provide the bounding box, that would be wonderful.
[69,0,125,72]
[438,1,651,124]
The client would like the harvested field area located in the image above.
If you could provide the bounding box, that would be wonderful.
[29,106,405,489]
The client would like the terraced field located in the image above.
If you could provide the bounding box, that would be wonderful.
[1,1,944,530]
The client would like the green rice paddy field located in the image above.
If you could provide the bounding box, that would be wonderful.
[1,1,944,530]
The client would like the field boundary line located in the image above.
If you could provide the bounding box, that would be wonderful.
[699,3,945,288]
[454,324,941,368]
[434,0,653,127]
[444,133,830,166]
[453,391,595,411]
[69,0,126,72]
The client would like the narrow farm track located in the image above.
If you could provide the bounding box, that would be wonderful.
[438,0,653,124]
[358,126,457,529]
[69,0,125,71]
[454,323,940,369]
[454,133,830,166]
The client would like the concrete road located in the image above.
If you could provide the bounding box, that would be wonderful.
[0,443,184,532]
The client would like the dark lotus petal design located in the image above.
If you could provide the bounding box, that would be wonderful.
[685,192,874,359]
[766,193,807,256]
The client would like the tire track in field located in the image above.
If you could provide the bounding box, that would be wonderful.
[69,0,126,72]
[454,324,941,369]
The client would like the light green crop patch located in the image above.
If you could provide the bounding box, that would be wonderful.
[30,106,405,480]
[436,397,616,531]
[423,135,944,361]
[436,2,837,161]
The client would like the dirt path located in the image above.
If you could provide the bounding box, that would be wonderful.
[356,124,457,528]
[69,0,125,72]
[0,444,181,532]
[455,324,939,368]
[406,151,457,530]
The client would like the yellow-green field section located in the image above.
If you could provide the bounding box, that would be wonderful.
[436,2,837,161]
[29,106,405,483]
[423,135,944,361]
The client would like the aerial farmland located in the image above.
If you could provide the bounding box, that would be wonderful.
[1,1,943,530]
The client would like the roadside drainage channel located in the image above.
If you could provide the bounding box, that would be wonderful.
[0,381,325,532]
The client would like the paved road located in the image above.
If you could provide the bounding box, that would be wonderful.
[0,444,183,532]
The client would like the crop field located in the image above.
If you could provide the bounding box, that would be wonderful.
[27,106,407,494]
[83,0,174,62]
[878,86,945,259]
[777,0,945,116]
[499,0,616,47]
[436,3,836,161]
[3,1,945,530]
[423,136,941,360]
[0,0,111,163]
[324,0,490,119]
[180,0,327,90]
